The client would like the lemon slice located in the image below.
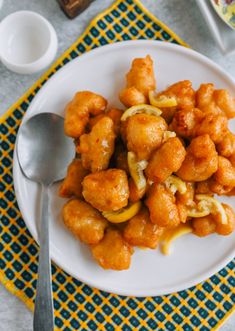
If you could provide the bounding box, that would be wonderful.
[102,201,142,223]
[121,104,162,121]
[162,131,176,142]
[165,175,187,195]
[161,224,192,256]
[149,91,177,108]
[195,194,227,224]
[187,202,211,218]
[128,151,148,191]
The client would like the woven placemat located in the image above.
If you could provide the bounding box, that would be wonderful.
[1,0,235,330]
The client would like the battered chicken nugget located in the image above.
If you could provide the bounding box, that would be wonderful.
[157,80,195,122]
[214,89,235,119]
[170,108,204,139]
[77,117,116,173]
[214,156,235,187]
[82,169,129,212]
[215,204,235,236]
[119,55,156,107]
[177,135,218,182]
[196,83,214,109]
[217,131,235,158]
[59,159,88,198]
[192,215,216,237]
[209,179,233,196]
[106,108,123,135]
[126,114,167,160]
[123,207,163,249]
[196,178,232,196]
[89,108,123,135]
[119,87,146,108]
[129,178,146,203]
[195,180,212,195]
[196,85,235,118]
[145,137,186,183]
[65,91,107,138]
[195,113,228,144]
[230,153,235,167]
[91,228,133,270]
[63,199,108,244]
[145,183,180,227]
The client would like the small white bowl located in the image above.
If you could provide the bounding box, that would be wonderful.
[0,11,58,74]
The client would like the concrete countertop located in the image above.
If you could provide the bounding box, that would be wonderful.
[0,0,234,330]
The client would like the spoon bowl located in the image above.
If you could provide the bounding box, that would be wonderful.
[17,113,74,185]
[17,112,74,331]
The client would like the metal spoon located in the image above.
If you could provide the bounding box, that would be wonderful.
[17,113,74,331]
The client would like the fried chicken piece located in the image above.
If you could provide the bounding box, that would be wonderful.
[169,108,203,139]
[214,156,235,187]
[125,114,167,160]
[230,153,235,167]
[119,55,156,107]
[129,178,146,203]
[196,178,233,196]
[192,215,216,237]
[196,83,215,109]
[196,84,235,118]
[177,203,188,223]
[64,91,107,138]
[82,169,129,212]
[177,134,218,182]
[195,113,228,144]
[91,228,133,270]
[213,89,235,119]
[89,108,123,135]
[215,204,235,236]
[145,183,180,227]
[106,108,123,135]
[63,199,108,244]
[217,131,235,157]
[157,80,195,123]
[77,117,116,173]
[209,180,233,195]
[123,207,163,249]
[59,159,88,198]
[145,137,186,183]
[195,180,212,195]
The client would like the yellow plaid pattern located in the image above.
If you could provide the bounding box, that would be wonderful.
[0,0,235,330]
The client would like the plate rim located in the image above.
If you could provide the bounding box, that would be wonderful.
[13,40,235,296]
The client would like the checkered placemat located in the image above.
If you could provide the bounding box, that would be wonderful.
[1,0,235,330]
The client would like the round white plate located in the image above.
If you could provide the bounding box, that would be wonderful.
[13,40,235,297]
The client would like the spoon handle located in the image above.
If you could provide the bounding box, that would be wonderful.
[33,185,54,331]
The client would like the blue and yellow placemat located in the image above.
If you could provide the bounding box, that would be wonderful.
[1,0,235,330]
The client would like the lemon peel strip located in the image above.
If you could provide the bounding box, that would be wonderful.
[128,151,148,191]
[149,91,177,108]
[102,201,141,223]
[195,194,227,224]
[161,224,192,256]
[165,175,187,195]
[121,104,162,121]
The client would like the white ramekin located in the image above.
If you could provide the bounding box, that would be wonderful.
[0,11,58,74]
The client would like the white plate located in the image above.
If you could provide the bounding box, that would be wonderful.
[13,40,235,297]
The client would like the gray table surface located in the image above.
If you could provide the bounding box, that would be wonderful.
[0,0,235,330]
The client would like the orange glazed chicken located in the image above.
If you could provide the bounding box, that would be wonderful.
[63,199,108,244]
[82,169,129,212]
[77,116,116,173]
[61,55,235,270]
